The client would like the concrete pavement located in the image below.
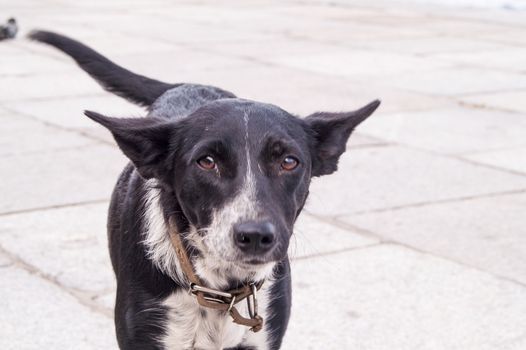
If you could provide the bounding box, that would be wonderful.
[1,1,525,349]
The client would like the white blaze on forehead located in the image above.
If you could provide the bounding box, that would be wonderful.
[206,110,259,259]
[242,109,257,217]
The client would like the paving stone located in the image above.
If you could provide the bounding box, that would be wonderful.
[462,147,526,175]
[358,36,514,55]
[193,37,345,59]
[275,4,422,24]
[274,19,439,43]
[0,72,103,102]
[360,107,526,154]
[430,48,526,72]
[269,49,452,80]
[0,113,96,157]
[339,192,526,284]
[4,95,145,130]
[110,49,257,83]
[409,16,515,37]
[459,90,526,114]
[348,133,390,149]
[97,13,277,45]
[0,265,116,349]
[305,146,526,216]
[282,244,526,350]
[477,30,526,46]
[0,54,77,77]
[0,202,115,293]
[0,41,31,56]
[28,30,181,57]
[0,144,127,214]
[386,67,526,96]
[289,214,378,259]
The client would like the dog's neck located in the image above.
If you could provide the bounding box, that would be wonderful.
[141,178,275,290]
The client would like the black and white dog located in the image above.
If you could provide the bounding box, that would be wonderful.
[30,31,380,350]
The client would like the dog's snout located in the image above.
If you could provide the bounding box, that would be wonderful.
[234,221,276,255]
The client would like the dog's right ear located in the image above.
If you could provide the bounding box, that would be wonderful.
[305,100,380,177]
[85,111,173,179]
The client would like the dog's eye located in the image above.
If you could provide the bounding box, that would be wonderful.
[281,156,299,171]
[197,155,216,170]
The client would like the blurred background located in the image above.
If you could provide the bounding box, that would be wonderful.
[1,0,525,349]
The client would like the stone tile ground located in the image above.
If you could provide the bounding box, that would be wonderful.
[0,0,525,349]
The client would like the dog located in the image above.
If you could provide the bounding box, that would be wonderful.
[29,30,380,350]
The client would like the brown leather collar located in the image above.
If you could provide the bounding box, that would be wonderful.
[168,217,264,332]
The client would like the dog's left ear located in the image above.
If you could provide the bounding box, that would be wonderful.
[305,99,380,177]
[84,111,174,179]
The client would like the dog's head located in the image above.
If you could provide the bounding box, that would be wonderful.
[85,98,379,281]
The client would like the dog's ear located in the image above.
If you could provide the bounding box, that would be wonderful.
[305,100,380,177]
[84,111,173,179]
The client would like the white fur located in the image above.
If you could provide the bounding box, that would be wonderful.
[162,281,273,350]
[142,179,186,284]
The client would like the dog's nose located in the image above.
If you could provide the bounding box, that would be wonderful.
[233,221,276,255]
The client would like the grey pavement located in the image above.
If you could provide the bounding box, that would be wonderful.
[1,1,525,349]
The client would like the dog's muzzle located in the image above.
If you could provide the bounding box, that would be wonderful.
[168,217,265,332]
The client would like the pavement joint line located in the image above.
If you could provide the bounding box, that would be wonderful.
[294,219,526,289]
[347,142,393,150]
[311,218,526,289]
[0,92,107,104]
[456,144,526,157]
[314,220,526,288]
[367,135,526,178]
[0,244,113,318]
[389,78,526,102]
[11,41,73,63]
[304,211,385,241]
[0,143,104,159]
[439,61,525,76]
[471,35,526,48]
[293,1,526,30]
[451,154,526,177]
[456,87,526,99]
[332,188,526,217]
[422,12,526,30]
[0,198,110,217]
[290,242,382,261]
[0,105,116,147]
[456,100,524,115]
[380,241,526,289]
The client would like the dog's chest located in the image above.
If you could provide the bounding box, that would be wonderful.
[161,290,269,350]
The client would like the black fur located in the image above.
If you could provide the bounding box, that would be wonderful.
[30,30,380,349]
[28,30,176,106]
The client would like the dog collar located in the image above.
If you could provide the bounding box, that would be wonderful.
[168,217,265,332]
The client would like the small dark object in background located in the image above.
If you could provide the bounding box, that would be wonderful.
[0,18,18,40]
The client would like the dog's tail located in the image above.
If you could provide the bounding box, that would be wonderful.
[28,30,175,107]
